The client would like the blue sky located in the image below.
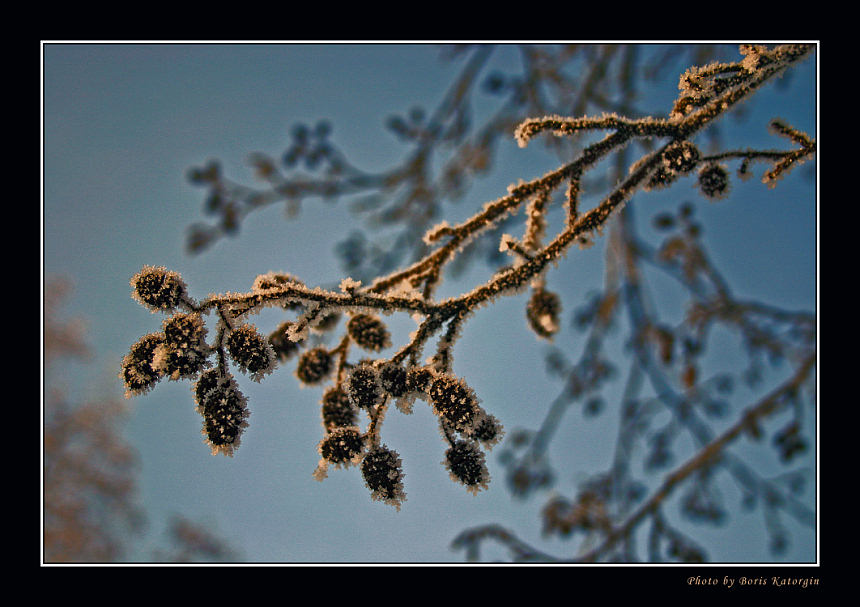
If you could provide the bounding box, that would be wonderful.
[42,42,817,563]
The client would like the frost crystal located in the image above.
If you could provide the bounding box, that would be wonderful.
[339,277,361,293]
[252,271,304,292]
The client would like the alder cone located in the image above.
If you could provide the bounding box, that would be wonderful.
[347,314,391,352]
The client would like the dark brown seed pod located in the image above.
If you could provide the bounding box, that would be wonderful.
[345,362,384,411]
[321,386,357,432]
[361,445,406,510]
[130,266,189,312]
[444,440,489,494]
[194,371,249,457]
[347,314,391,352]
[120,332,166,397]
[378,362,408,398]
[526,288,561,340]
[318,426,365,466]
[226,324,276,381]
[428,374,482,433]
[698,163,730,200]
[663,140,700,174]
[405,366,435,395]
[268,321,305,361]
[155,312,211,380]
[295,347,333,385]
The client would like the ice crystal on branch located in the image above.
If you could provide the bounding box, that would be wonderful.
[252,271,304,293]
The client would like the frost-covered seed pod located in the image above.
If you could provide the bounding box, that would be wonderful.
[130,265,188,312]
[253,272,306,310]
[663,140,700,174]
[295,347,333,385]
[163,312,208,349]
[318,426,365,466]
[405,366,435,394]
[378,362,408,398]
[155,312,210,380]
[428,374,481,432]
[321,386,357,431]
[195,372,250,457]
[444,440,489,494]
[268,321,304,361]
[467,413,505,449]
[361,445,406,510]
[120,332,166,397]
[698,163,730,199]
[226,324,276,380]
[154,346,209,380]
[347,314,391,352]
[346,362,384,410]
[526,288,561,339]
[193,368,222,405]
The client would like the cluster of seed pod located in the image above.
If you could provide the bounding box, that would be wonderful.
[121,265,506,508]
[121,267,210,396]
[121,266,278,456]
[307,310,505,508]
